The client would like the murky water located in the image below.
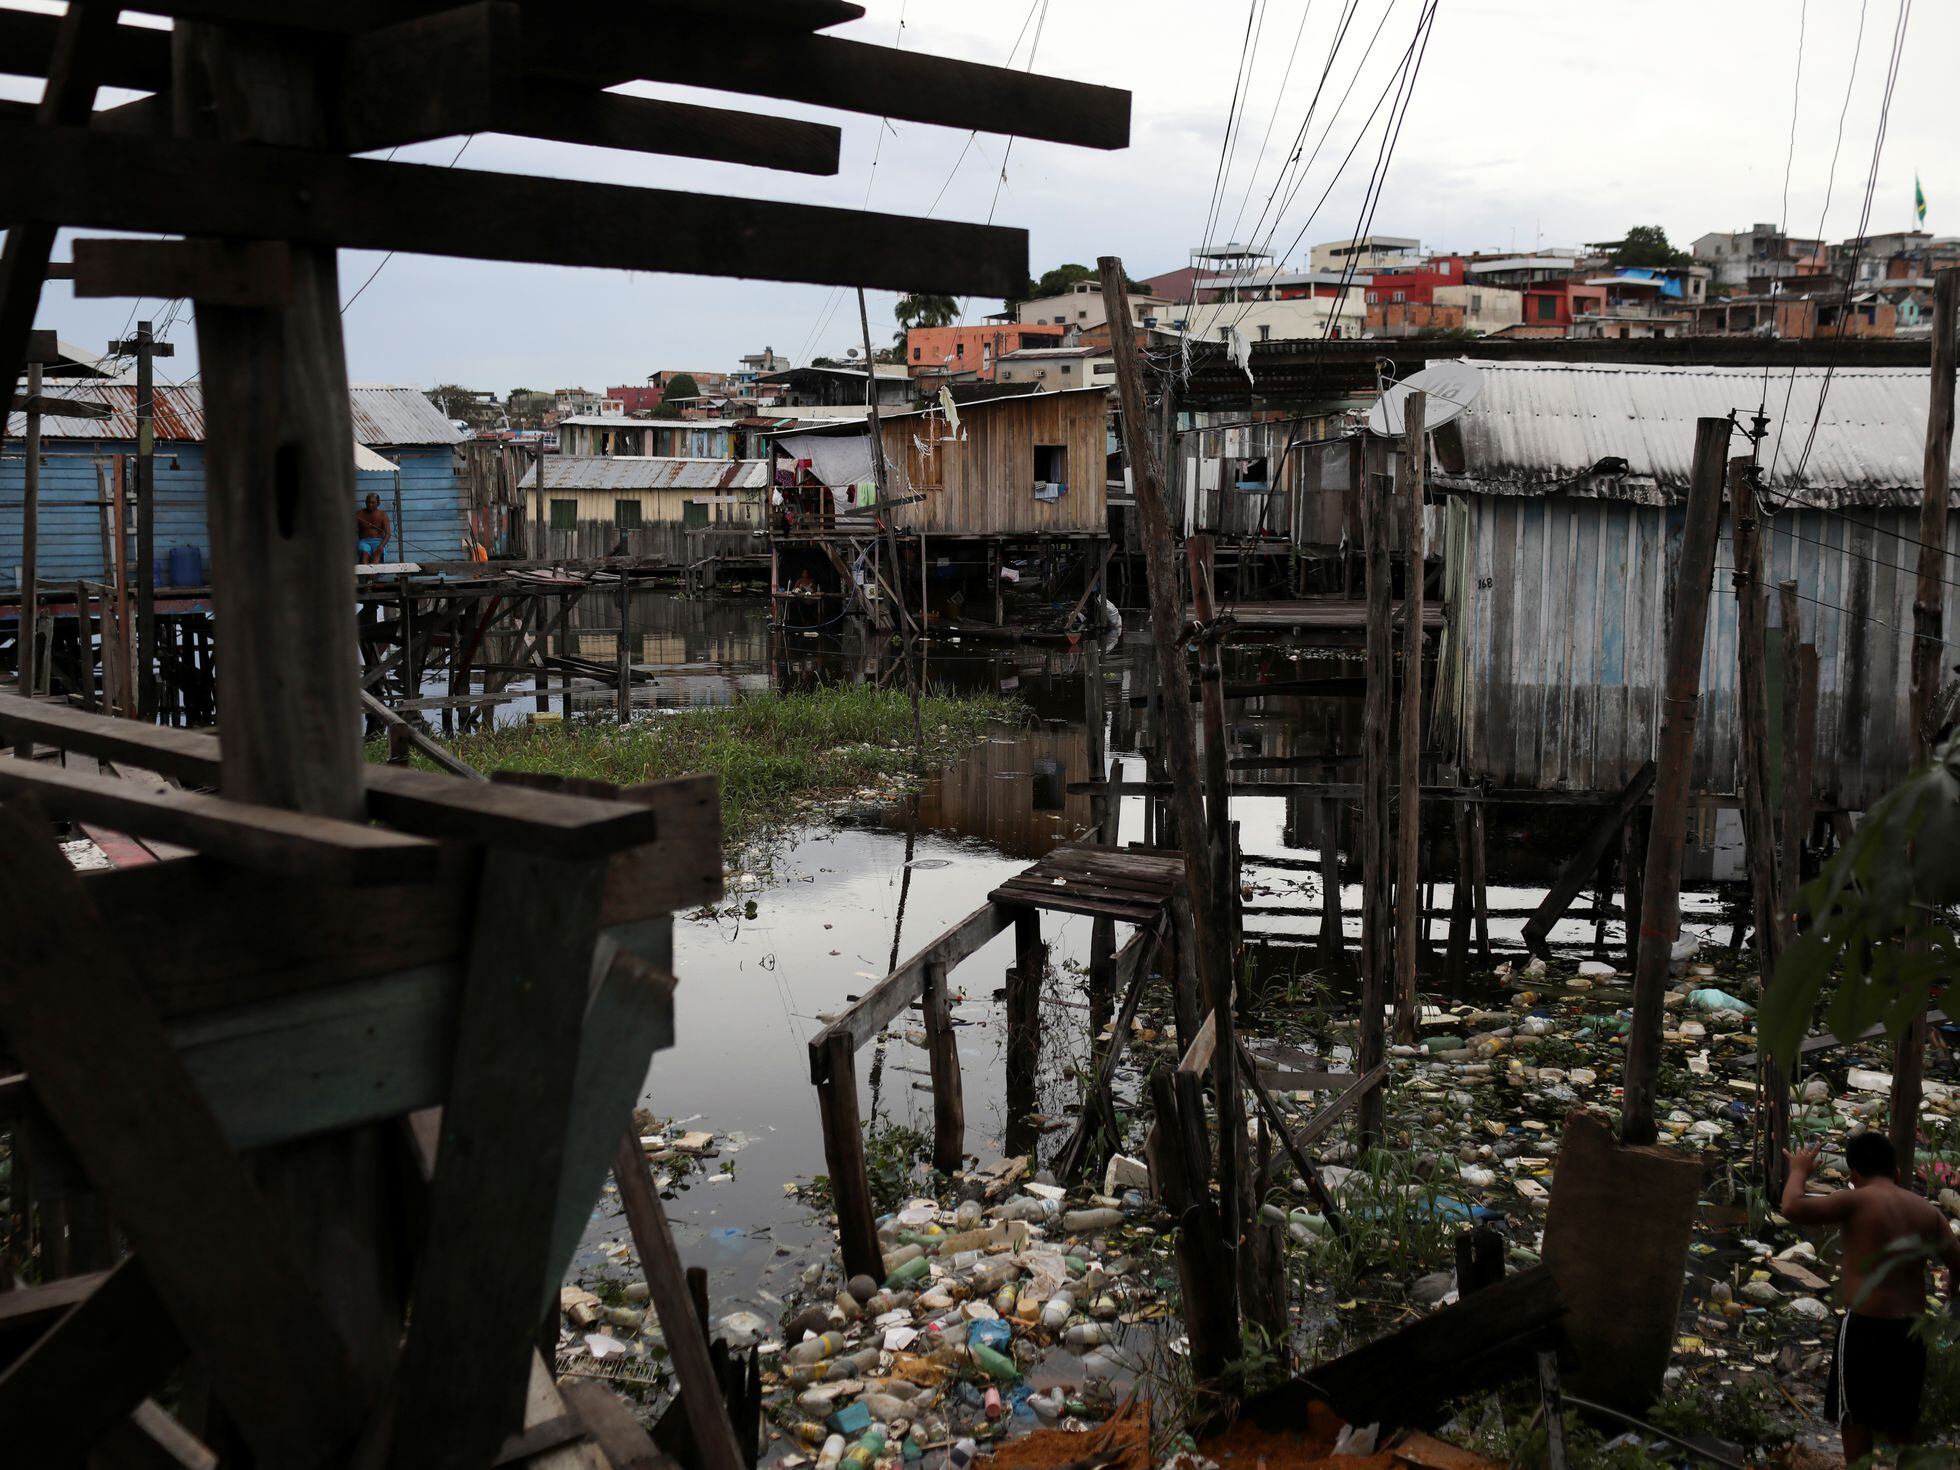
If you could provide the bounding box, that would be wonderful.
[546,592,1739,1339]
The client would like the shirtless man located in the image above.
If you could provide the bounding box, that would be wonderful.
[1782,1133,1960,1462]
[356,493,391,564]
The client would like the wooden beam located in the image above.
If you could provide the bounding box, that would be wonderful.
[1289,1061,1390,1152]
[11,392,110,417]
[0,10,171,93]
[0,799,365,1463]
[0,758,438,884]
[559,1381,680,1470]
[805,900,1012,1070]
[338,4,842,174]
[0,120,1030,297]
[1392,392,1427,1045]
[389,850,610,1470]
[71,238,295,308]
[1176,1009,1218,1076]
[0,1260,188,1465]
[91,1399,220,1470]
[1519,761,1656,960]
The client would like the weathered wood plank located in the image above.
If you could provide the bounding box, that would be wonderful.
[0,757,437,883]
[0,120,1030,298]
[0,799,365,1463]
[805,901,1012,1071]
[90,1400,220,1470]
[1519,762,1656,960]
[389,849,609,1470]
[560,1381,681,1470]
[1290,1061,1390,1152]
[1177,1009,1217,1077]
[72,237,294,307]
[813,1034,882,1284]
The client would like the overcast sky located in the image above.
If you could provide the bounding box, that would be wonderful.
[9,0,1953,394]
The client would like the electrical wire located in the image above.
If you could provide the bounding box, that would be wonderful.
[1195,0,1266,287]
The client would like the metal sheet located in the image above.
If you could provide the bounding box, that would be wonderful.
[542,457,767,492]
[7,383,462,447]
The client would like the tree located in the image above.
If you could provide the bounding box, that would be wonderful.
[426,383,480,420]
[893,293,958,331]
[1021,262,1145,301]
[663,372,700,401]
[1607,226,1691,269]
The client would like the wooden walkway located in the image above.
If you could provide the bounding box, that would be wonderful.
[1198,598,1446,631]
[988,840,1183,923]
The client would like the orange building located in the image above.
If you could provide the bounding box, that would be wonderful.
[905,323,1065,383]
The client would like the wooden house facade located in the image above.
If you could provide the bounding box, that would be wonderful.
[765,387,1112,631]
[528,456,766,564]
[1434,360,1960,811]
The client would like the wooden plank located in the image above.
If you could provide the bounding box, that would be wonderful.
[560,1381,681,1470]
[805,901,1011,1069]
[1518,761,1655,960]
[0,1270,110,1363]
[0,758,437,884]
[0,120,1031,298]
[71,238,294,306]
[1177,1009,1218,1077]
[611,1133,746,1470]
[602,775,726,920]
[1235,1037,1347,1238]
[921,958,964,1175]
[389,849,610,1470]
[91,1400,220,1470]
[0,800,365,1463]
[0,1260,188,1465]
[813,1034,882,1284]
[1052,920,1163,1184]
[1290,1061,1390,1152]
[338,4,841,174]
[11,392,111,417]
[542,941,678,1318]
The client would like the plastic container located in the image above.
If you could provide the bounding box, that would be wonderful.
[997,1196,1055,1222]
[1061,1208,1123,1233]
[883,1243,925,1275]
[817,1435,846,1470]
[1040,1290,1074,1330]
[885,1255,931,1289]
[947,1440,977,1470]
[982,1386,1004,1421]
[1064,1322,1108,1347]
[841,1429,887,1470]
[167,544,204,589]
[786,1332,844,1366]
[968,1342,1020,1382]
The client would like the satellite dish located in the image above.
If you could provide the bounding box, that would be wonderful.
[1366,359,1484,437]
[847,347,861,358]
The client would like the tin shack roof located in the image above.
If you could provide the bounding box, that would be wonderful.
[1434,360,1957,508]
[542,457,767,491]
[761,384,1110,438]
[6,383,464,447]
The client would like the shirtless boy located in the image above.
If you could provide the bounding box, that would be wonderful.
[1782,1133,1960,1461]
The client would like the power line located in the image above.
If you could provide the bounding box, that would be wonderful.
[1196,0,1266,281]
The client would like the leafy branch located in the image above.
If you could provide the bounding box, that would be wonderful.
[1763,736,1960,1066]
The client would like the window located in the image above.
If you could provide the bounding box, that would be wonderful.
[1078,309,1088,319]
[549,499,576,530]
[1537,295,1559,322]
[1258,323,1271,340]
[1471,293,1483,312]
[956,342,965,357]
[1034,444,1068,485]
[1094,362,1115,375]
[1061,363,1073,373]
[614,499,644,529]
[913,346,921,360]
[1392,290,1406,303]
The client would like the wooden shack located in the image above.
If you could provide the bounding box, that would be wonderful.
[767,388,1112,631]
[530,456,766,566]
[1435,360,1960,813]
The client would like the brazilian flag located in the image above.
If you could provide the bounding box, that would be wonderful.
[1916,175,1927,225]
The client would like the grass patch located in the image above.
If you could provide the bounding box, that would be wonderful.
[371,683,1023,860]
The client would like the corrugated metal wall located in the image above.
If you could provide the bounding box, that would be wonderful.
[884,392,1106,536]
[1440,491,1960,807]
[0,440,469,585]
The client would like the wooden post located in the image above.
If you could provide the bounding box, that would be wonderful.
[1893,267,1960,1172]
[1776,581,1810,886]
[75,581,94,714]
[1729,462,1789,1192]
[1317,792,1344,970]
[1358,436,1394,1148]
[1621,806,1648,969]
[1393,392,1427,1043]
[1085,632,1117,1036]
[1099,255,1240,1365]
[855,288,913,641]
[922,958,963,1175]
[1447,799,1473,984]
[1621,418,1730,1144]
[615,573,631,724]
[1005,906,1043,1161]
[814,1034,882,1285]
[111,456,132,718]
[16,362,39,741]
[133,320,158,720]
[1186,534,1236,957]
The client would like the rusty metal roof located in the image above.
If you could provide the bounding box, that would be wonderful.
[541,457,767,491]
[7,383,463,447]
[1436,360,1958,507]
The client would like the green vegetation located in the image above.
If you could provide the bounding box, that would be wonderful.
[376,684,1022,858]
[1605,225,1691,268]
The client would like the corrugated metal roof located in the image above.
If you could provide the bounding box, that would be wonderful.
[6,384,462,446]
[1437,360,1958,508]
[542,457,767,491]
[557,415,743,429]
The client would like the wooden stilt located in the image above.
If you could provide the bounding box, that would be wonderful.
[1392,393,1427,1043]
[1358,438,1393,1149]
[1621,419,1731,1144]
[1447,799,1472,984]
[1317,793,1344,971]
[813,1034,881,1285]
[921,959,963,1175]
[1005,906,1042,1161]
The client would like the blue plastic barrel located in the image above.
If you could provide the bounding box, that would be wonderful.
[167,544,204,588]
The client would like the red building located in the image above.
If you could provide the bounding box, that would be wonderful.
[609,384,664,414]
[906,324,1066,382]
[1362,255,1468,308]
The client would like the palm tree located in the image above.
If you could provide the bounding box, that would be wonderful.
[893,293,959,330]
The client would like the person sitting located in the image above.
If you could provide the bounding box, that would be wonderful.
[356,493,392,564]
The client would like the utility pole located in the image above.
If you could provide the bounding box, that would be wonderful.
[109,321,174,720]
[17,362,41,722]
[1621,418,1730,1143]
[1897,266,1959,1170]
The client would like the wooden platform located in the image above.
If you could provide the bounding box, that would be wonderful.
[1197,598,1446,632]
[988,840,1182,923]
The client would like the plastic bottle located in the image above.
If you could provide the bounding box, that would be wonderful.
[1080,1350,1113,1380]
[885,1255,931,1289]
[1014,1288,1041,1321]
[992,1284,1018,1317]
[791,1422,830,1446]
[983,1386,1004,1421]
[997,1196,1056,1222]
[834,1291,864,1321]
[954,1199,983,1229]
[1062,1207,1124,1233]
[1027,1388,1065,1421]
[787,1332,845,1366]
[948,1438,978,1470]
[883,1243,926,1276]
[783,1362,828,1388]
[968,1342,1021,1381]
[1040,1290,1074,1330]
[817,1435,846,1470]
[863,1393,915,1423]
[841,1429,888,1470]
[1064,1322,1108,1347]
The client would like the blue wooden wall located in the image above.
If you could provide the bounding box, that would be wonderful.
[0,439,466,589]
